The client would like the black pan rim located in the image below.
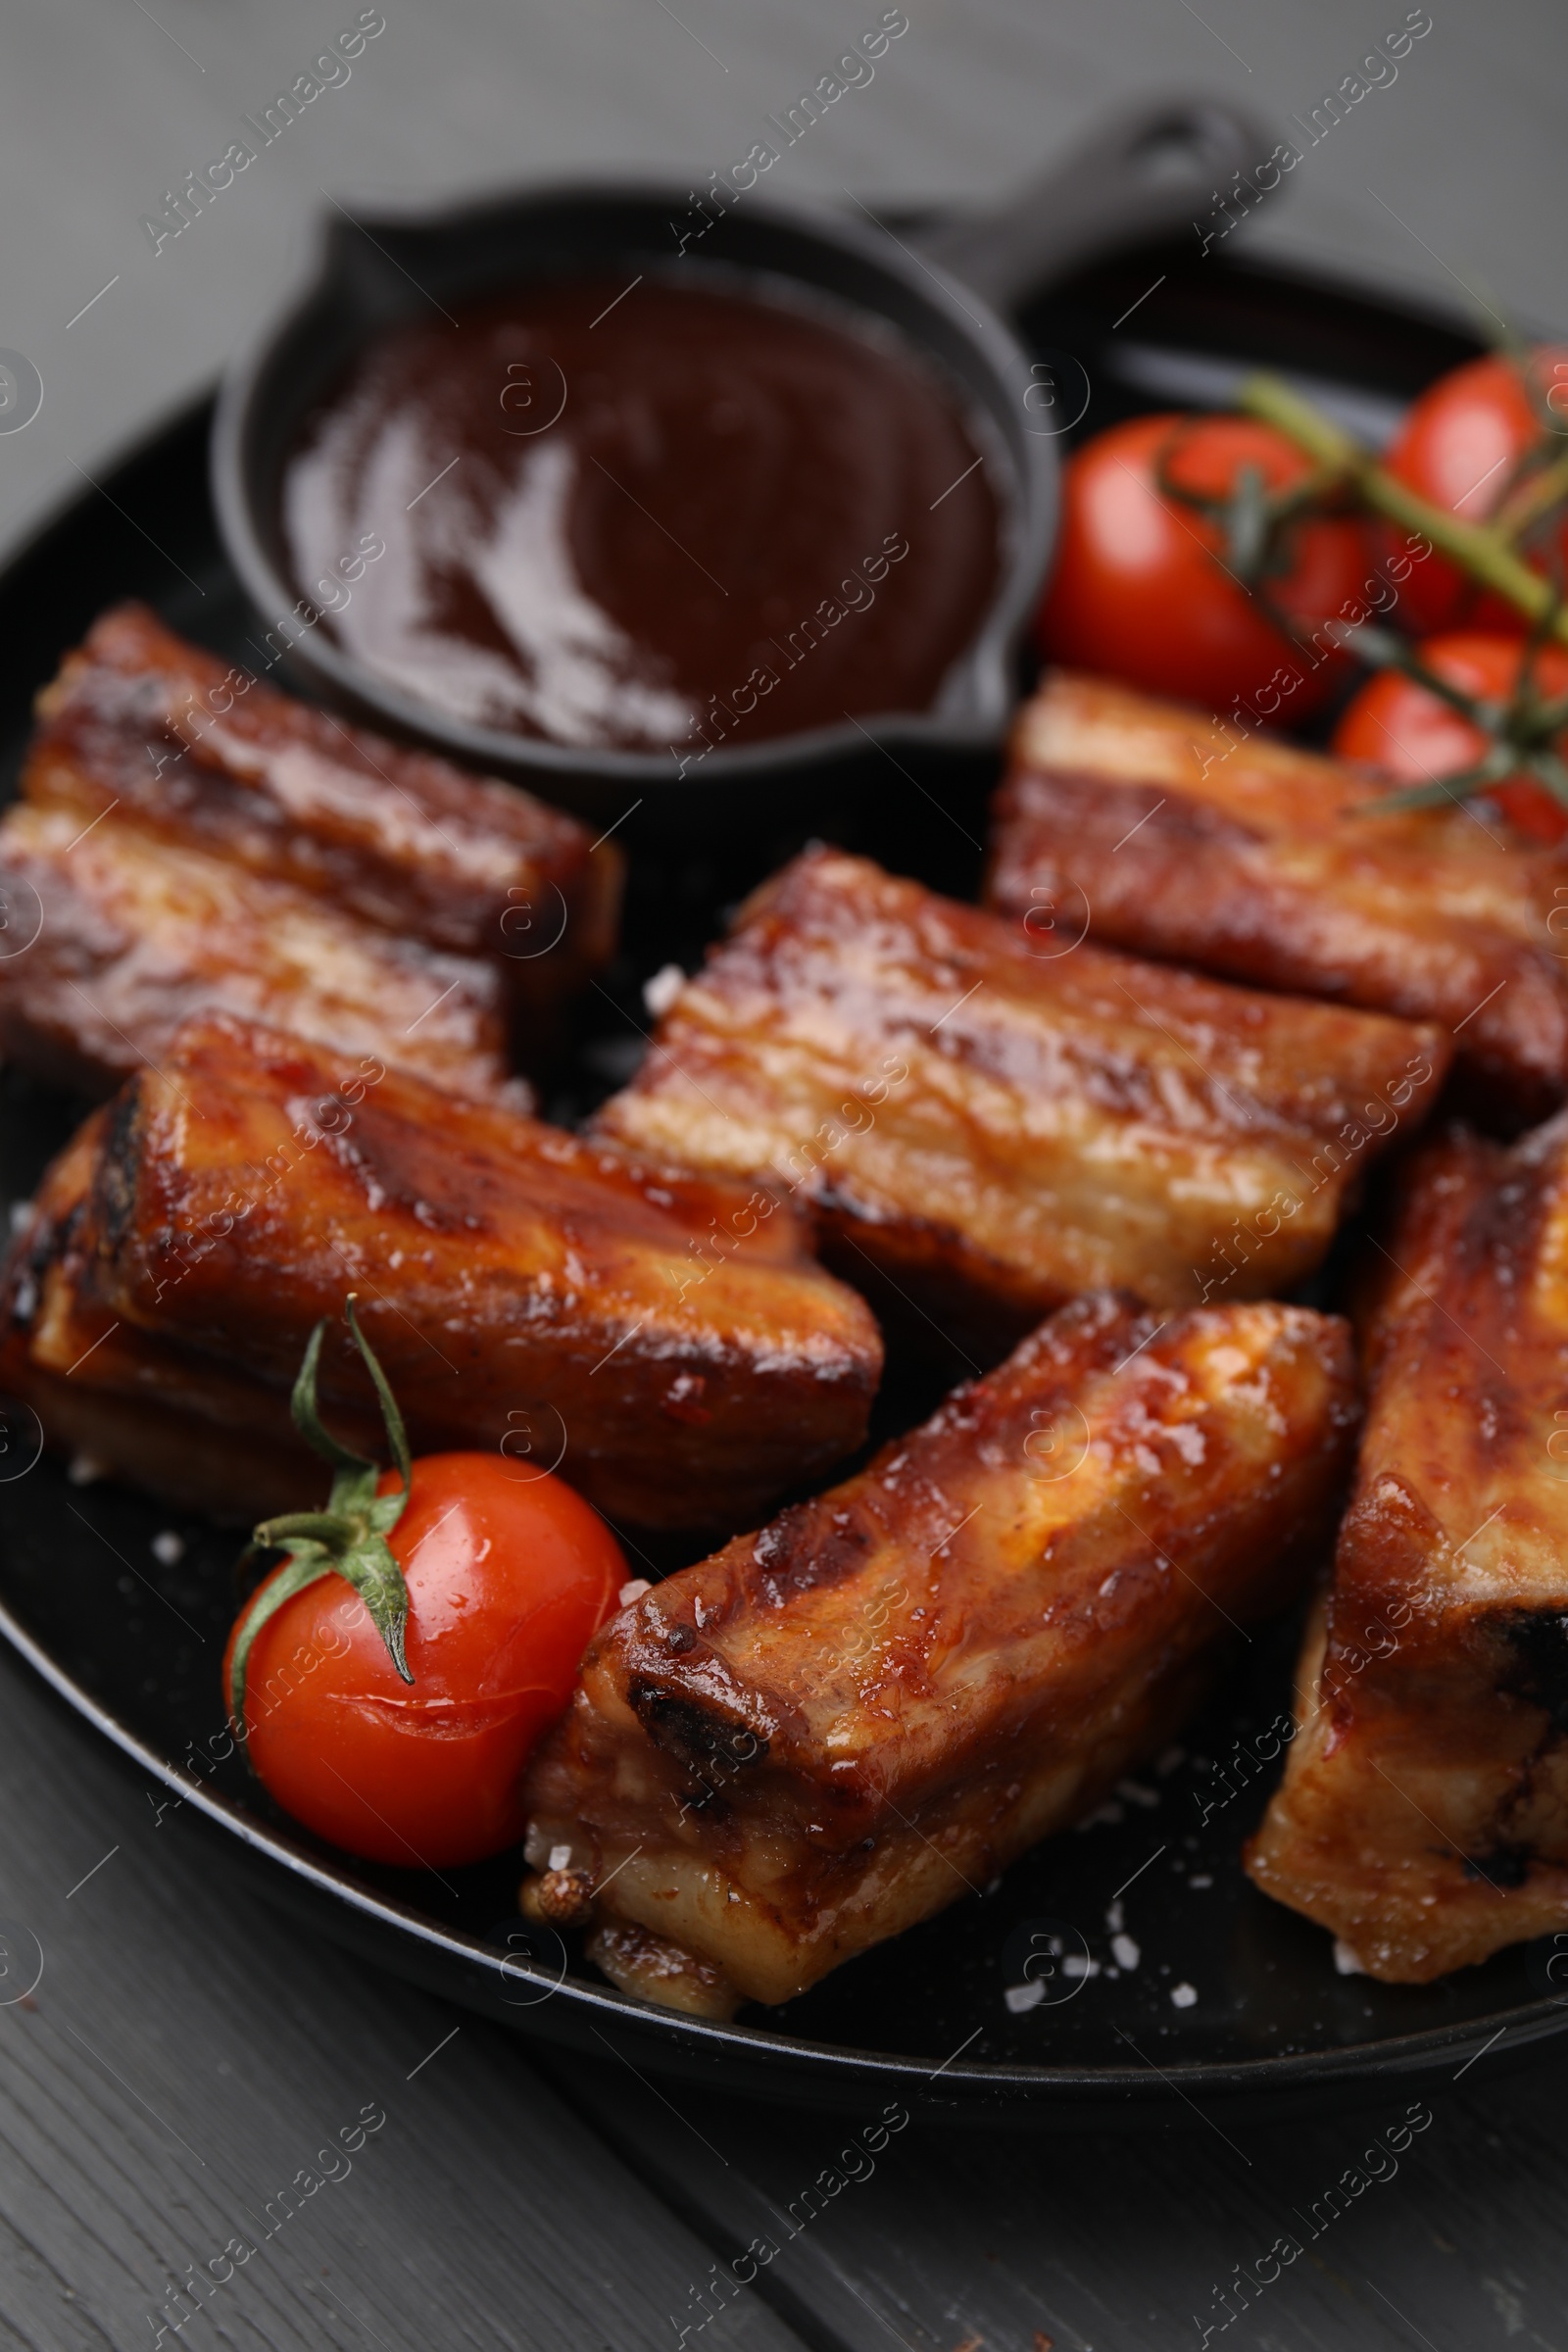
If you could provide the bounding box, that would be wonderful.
[2,1582,1560,2111]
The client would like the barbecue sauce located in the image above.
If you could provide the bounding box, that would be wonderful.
[280,275,1002,758]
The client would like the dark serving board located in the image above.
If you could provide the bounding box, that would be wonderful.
[1,238,1558,2126]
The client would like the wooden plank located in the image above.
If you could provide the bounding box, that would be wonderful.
[557,2037,1568,2349]
[0,1648,811,2352]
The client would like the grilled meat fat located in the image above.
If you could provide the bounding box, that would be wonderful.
[986,668,1568,1123]
[0,1015,882,1532]
[595,846,1448,1357]
[1250,1106,1568,1980]
[522,1293,1357,2014]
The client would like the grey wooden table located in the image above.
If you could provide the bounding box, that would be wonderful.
[3,4,1568,2346]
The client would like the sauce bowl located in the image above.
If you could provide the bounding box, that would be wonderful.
[213,100,1264,835]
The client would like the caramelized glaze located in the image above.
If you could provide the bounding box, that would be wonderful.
[523,1294,1357,2010]
[988,668,1568,1123]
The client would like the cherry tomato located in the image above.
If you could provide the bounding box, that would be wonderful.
[226,1453,625,1868]
[1383,346,1568,633]
[1331,630,1568,845]
[1035,413,1369,716]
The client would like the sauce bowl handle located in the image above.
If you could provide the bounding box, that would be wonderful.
[915,97,1275,315]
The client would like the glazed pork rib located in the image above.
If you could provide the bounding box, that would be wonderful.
[985,668,1568,1123]
[25,604,619,975]
[1249,1107,1568,1981]
[521,1293,1358,2015]
[0,602,622,1095]
[0,1111,337,1521]
[594,847,1449,1355]
[1,1014,881,1531]
[0,801,519,1104]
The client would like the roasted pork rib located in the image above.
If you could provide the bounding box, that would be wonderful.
[0,603,621,1096]
[594,847,1449,1355]
[1249,1107,1568,1980]
[0,1109,336,1521]
[986,669,1568,1123]
[520,1293,1358,2014]
[0,801,520,1104]
[0,1015,882,1531]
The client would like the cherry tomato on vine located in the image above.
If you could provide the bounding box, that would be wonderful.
[1383,346,1568,633]
[224,1300,626,1869]
[1331,631,1568,845]
[1034,412,1369,716]
[227,1452,625,1867]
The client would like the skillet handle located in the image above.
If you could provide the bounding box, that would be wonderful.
[916,98,1276,315]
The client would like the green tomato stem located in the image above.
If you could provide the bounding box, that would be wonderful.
[230,1296,418,1761]
[226,1550,335,1735]
[1237,371,1568,648]
[1493,444,1568,543]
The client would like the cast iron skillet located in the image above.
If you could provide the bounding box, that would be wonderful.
[212,102,1267,833]
[4,243,1561,2126]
